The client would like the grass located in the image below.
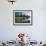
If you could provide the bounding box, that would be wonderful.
[15,16,30,23]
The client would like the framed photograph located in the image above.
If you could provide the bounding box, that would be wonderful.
[13,10,32,25]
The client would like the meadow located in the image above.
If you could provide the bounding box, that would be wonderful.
[15,16,30,23]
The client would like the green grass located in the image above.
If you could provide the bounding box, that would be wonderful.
[15,16,30,23]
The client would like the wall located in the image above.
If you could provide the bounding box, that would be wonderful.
[0,0,46,42]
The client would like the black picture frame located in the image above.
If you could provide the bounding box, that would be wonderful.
[13,10,33,26]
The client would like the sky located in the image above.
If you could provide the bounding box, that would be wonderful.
[15,11,31,16]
